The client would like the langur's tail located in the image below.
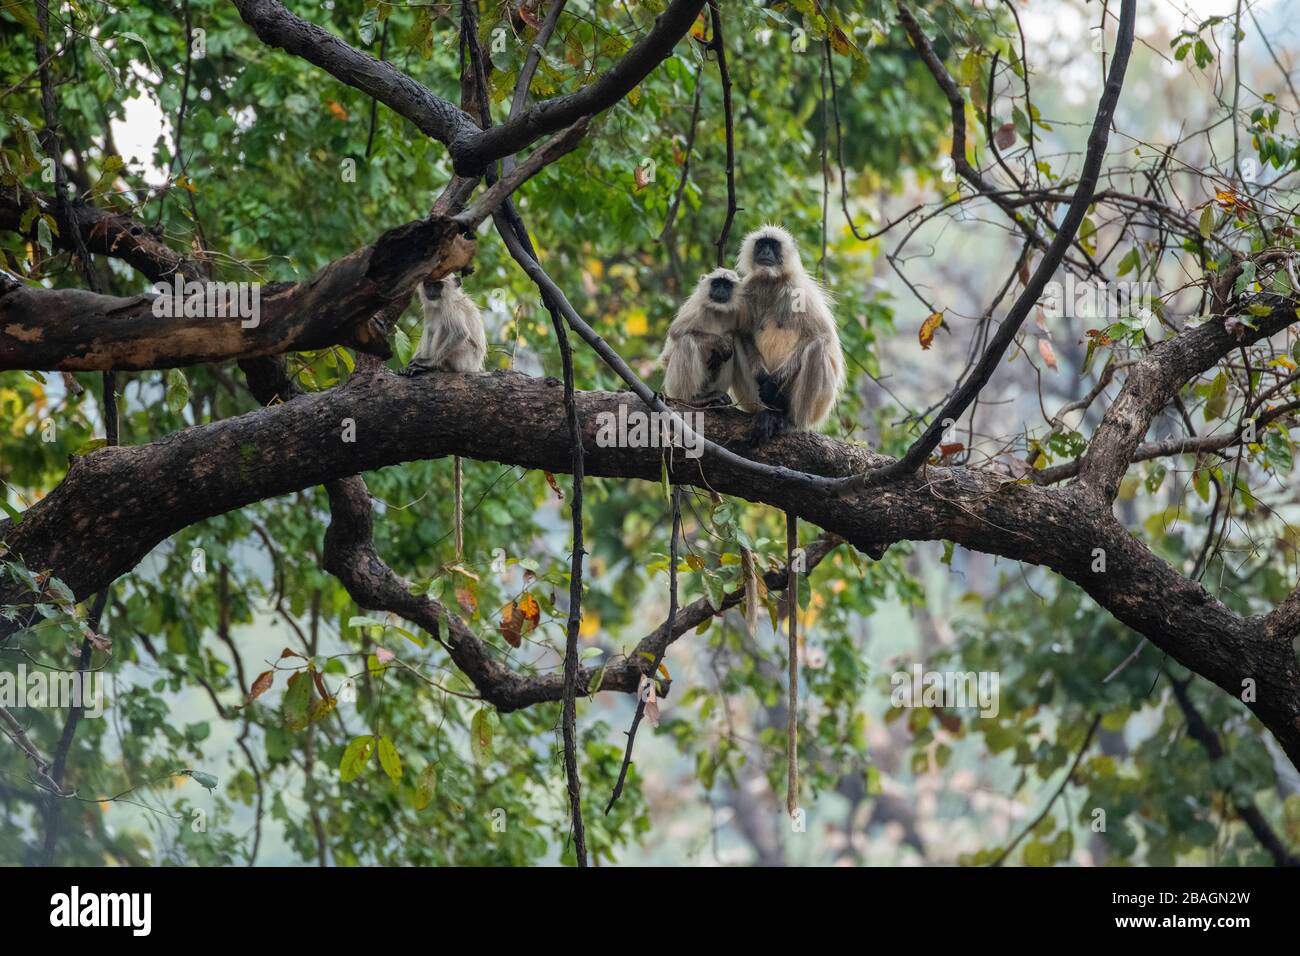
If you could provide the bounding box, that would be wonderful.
[454,455,464,562]
[741,547,760,638]
[786,510,799,817]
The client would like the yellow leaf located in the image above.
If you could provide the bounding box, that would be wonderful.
[626,310,648,336]
[919,311,943,350]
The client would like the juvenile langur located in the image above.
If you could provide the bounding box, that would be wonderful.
[404,273,487,561]
[408,274,487,374]
[737,225,845,443]
[658,268,760,410]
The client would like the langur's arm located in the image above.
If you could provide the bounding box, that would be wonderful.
[730,335,762,410]
[786,334,844,430]
[664,331,731,400]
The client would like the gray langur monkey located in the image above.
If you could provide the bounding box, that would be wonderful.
[407,273,488,374]
[403,272,487,562]
[658,267,761,410]
[737,224,845,443]
[735,224,846,818]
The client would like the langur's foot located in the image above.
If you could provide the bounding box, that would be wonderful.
[696,392,731,408]
[758,375,787,411]
[401,363,431,377]
[750,409,787,444]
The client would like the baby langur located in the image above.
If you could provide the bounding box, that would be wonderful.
[658,268,760,410]
[407,273,487,374]
[403,272,487,563]
[737,225,845,443]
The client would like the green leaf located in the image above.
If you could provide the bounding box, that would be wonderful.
[3,1,43,35]
[0,499,23,524]
[93,155,124,194]
[88,38,122,90]
[1116,246,1140,277]
[188,770,218,791]
[702,570,726,610]
[165,368,190,415]
[358,6,380,45]
[281,670,313,732]
[413,764,437,809]
[1193,462,1211,502]
[377,735,402,782]
[1198,204,1214,239]
[114,31,154,71]
[470,708,494,764]
[339,735,376,782]
[35,217,52,255]
[1203,371,1228,421]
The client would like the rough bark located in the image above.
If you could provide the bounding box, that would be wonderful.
[2,368,1298,765]
[0,217,474,371]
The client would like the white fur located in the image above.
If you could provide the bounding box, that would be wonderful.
[410,276,487,373]
[658,268,758,408]
[736,225,844,432]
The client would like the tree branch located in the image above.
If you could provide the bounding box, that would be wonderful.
[3,369,1300,769]
[0,217,474,371]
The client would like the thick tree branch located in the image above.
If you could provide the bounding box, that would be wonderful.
[230,0,481,162]
[229,0,705,175]
[0,217,474,371]
[2,369,1299,767]
[1076,294,1300,502]
[0,185,199,283]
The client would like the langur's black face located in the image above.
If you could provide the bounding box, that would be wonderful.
[753,236,783,268]
[708,276,735,303]
[421,275,460,299]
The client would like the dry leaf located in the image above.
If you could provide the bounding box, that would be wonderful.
[639,674,660,727]
[247,670,274,703]
[994,122,1017,150]
[1038,337,1058,370]
[919,311,944,350]
[499,592,541,648]
[543,471,565,500]
[327,101,349,121]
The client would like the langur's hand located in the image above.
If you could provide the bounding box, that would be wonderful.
[706,342,734,374]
